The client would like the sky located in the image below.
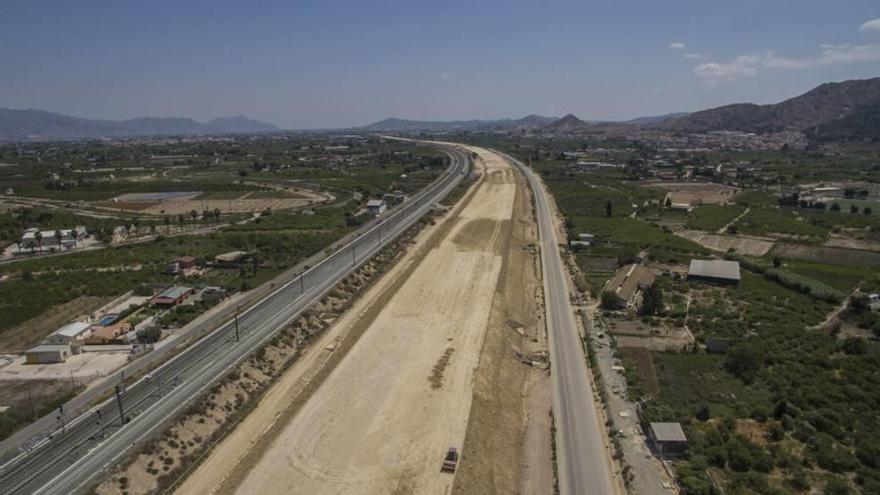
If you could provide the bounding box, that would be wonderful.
[1,0,879,129]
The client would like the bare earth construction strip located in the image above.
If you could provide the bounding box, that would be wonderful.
[176,147,525,495]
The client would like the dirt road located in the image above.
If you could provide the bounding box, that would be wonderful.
[179,147,523,495]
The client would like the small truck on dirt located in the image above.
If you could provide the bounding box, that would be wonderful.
[440,447,459,473]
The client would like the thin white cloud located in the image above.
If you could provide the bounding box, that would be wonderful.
[693,55,760,83]
[694,44,880,83]
[669,42,685,50]
[860,18,880,32]
[440,73,452,81]
[683,53,703,59]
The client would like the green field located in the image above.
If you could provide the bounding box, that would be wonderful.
[686,204,747,231]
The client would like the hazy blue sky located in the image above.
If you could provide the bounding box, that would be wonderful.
[1,0,879,129]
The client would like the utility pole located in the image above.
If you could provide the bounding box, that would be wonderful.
[57,405,65,434]
[299,272,305,294]
[115,384,125,425]
[234,309,241,342]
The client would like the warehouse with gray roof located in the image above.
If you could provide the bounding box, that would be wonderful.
[687,259,741,285]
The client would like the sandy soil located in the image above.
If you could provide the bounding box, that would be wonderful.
[676,230,775,256]
[178,148,519,495]
[0,352,130,381]
[451,153,551,495]
[141,197,318,215]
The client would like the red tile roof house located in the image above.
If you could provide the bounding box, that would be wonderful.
[150,286,195,307]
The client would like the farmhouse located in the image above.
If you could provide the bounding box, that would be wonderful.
[648,422,688,458]
[215,251,248,264]
[151,286,194,307]
[688,259,741,285]
[44,321,91,344]
[605,264,657,311]
[366,199,387,215]
[25,344,72,364]
[85,322,132,345]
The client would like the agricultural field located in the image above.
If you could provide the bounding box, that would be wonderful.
[685,204,747,232]
[453,134,880,495]
[0,136,446,345]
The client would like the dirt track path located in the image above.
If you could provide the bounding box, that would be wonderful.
[179,148,519,495]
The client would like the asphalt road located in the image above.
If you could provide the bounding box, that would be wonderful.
[502,151,618,495]
[0,145,469,495]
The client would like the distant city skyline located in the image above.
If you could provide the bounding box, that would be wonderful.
[1,0,879,129]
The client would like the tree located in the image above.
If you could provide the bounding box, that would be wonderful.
[238,169,248,177]
[841,337,867,355]
[34,231,42,253]
[163,215,170,233]
[850,205,859,214]
[605,200,613,218]
[137,326,162,344]
[864,207,872,215]
[600,291,624,310]
[725,345,762,383]
[696,404,711,421]
[773,256,781,268]
[54,229,63,250]
[640,284,664,316]
[213,208,221,219]
[190,210,198,222]
[830,203,841,212]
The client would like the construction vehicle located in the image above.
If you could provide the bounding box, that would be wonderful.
[440,447,458,473]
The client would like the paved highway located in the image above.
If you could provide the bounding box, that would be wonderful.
[502,151,618,495]
[0,144,469,495]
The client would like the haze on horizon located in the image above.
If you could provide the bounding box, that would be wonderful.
[1,0,879,130]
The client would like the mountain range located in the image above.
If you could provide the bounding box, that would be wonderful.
[663,77,880,138]
[0,109,278,140]
[2,77,877,142]
[360,114,558,132]
[361,112,688,132]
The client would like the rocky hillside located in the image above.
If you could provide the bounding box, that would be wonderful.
[544,114,589,132]
[665,77,880,134]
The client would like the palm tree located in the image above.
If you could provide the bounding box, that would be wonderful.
[54,230,63,250]
[34,231,42,253]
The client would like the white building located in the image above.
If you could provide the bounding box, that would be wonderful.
[366,199,387,216]
[26,344,72,364]
[44,321,91,344]
[20,226,87,251]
